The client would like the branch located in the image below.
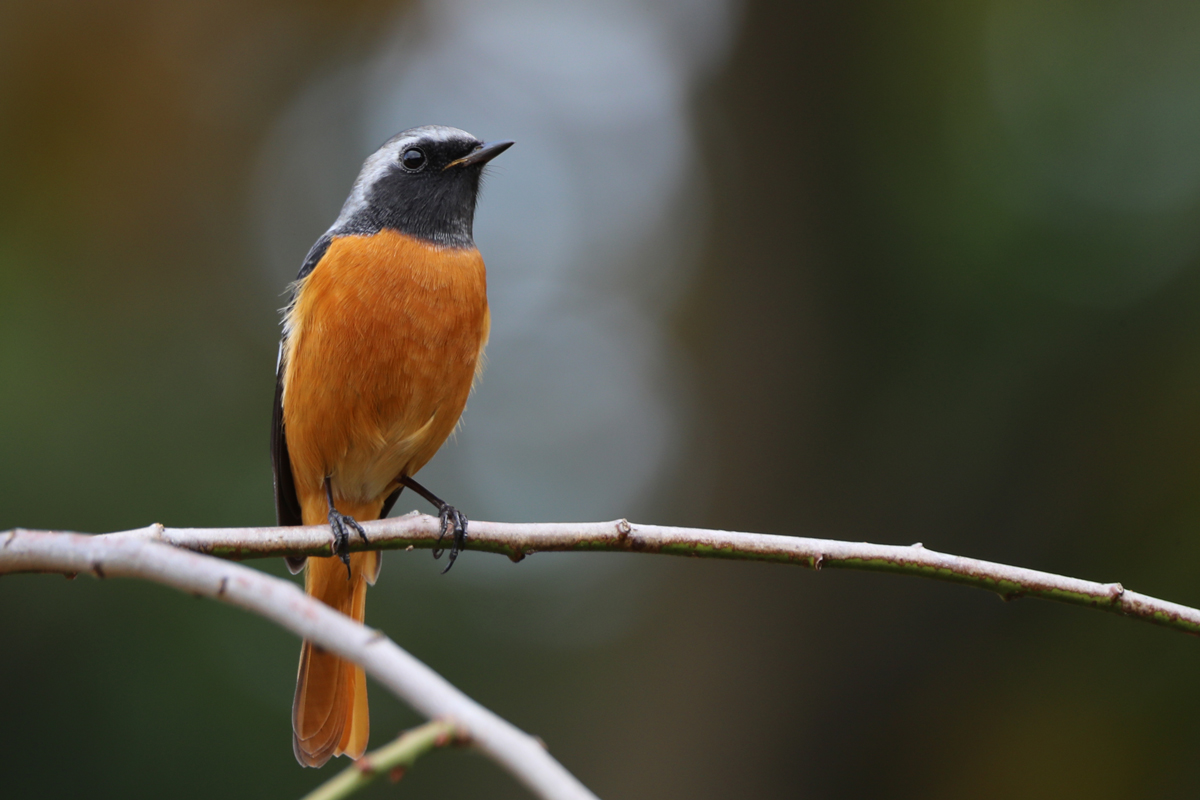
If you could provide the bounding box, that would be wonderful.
[300,720,460,800]
[4,517,1198,797]
[32,512,1200,636]
[0,530,598,800]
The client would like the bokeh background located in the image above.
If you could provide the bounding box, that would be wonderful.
[3,1,1200,797]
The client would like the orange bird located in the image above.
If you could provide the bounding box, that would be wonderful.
[270,126,512,767]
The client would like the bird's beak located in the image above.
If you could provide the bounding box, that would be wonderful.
[444,140,514,169]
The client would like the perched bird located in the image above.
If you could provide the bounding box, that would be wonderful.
[270,125,512,767]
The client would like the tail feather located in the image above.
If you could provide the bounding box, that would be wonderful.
[293,640,352,766]
[339,565,372,757]
[292,545,380,767]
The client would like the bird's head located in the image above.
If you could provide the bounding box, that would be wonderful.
[333,125,513,248]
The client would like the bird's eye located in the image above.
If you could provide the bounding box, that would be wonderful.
[401,147,427,171]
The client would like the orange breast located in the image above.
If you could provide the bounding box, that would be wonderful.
[281,229,489,517]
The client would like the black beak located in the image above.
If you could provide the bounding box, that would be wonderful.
[446,140,514,169]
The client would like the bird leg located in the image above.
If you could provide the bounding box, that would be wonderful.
[326,476,368,579]
[399,475,468,574]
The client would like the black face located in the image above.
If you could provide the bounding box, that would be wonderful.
[329,127,512,249]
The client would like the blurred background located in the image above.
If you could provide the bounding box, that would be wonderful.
[3,0,1200,797]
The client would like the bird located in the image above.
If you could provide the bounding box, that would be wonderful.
[270,125,512,767]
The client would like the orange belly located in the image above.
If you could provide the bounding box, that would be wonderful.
[281,228,489,520]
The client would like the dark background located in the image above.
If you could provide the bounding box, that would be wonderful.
[4,1,1200,798]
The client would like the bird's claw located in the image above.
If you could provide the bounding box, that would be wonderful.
[432,505,468,574]
[328,508,367,579]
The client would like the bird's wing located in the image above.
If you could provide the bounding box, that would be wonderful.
[273,235,333,573]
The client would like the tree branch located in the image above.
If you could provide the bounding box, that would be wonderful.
[0,530,598,800]
[300,720,460,800]
[26,512,1200,637]
[4,514,1197,797]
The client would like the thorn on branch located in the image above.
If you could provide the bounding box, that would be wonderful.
[91,562,106,579]
[812,554,824,571]
[388,766,406,783]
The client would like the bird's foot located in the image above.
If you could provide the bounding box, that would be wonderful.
[433,505,469,574]
[398,475,469,574]
[326,476,368,579]
[328,508,367,579]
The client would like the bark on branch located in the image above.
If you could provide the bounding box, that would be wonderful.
[300,720,461,800]
[12,512,1194,636]
[0,529,598,800]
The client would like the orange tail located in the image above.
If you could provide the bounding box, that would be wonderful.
[292,502,382,767]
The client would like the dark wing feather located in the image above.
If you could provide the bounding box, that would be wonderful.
[273,235,334,574]
[272,360,303,527]
[273,362,308,575]
[296,233,332,283]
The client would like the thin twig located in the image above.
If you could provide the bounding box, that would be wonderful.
[300,720,460,800]
[0,531,597,800]
[65,513,1200,636]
